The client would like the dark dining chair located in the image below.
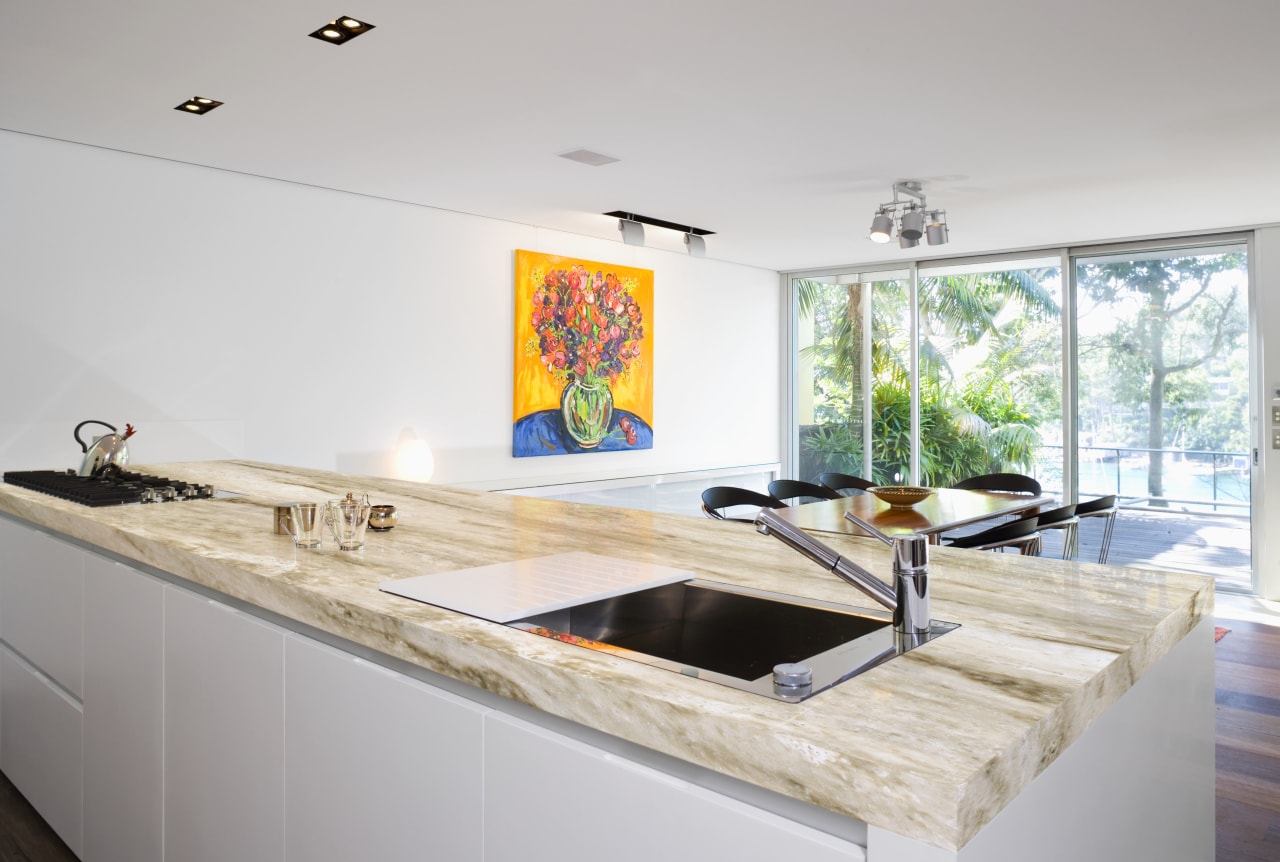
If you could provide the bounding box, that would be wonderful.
[700,486,786,523]
[1012,503,1077,559]
[1071,495,1119,564]
[816,472,876,496]
[767,479,843,505]
[950,472,1042,496]
[943,516,1042,554]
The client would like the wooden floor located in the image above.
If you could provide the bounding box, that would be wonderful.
[1216,616,1280,861]
[0,769,75,862]
[2,615,1278,860]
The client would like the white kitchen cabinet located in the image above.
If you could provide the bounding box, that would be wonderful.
[83,554,164,862]
[0,515,13,639]
[0,516,85,857]
[483,713,865,862]
[0,516,10,745]
[0,524,84,698]
[0,648,84,857]
[283,635,487,862]
[164,585,285,862]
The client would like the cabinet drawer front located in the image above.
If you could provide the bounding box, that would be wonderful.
[164,586,285,862]
[0,647,84,858]
[0,525,84,697]
[284,635,486,862]
[83,555,164,862]
[484,714,865,862]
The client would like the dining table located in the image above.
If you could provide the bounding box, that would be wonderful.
[770,487,1056,543]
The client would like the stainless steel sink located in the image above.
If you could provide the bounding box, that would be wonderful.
[509,579,957,702]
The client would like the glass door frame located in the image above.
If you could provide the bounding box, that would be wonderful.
[784,263,920,484]
[1067,232,1255,593]
[785,231,1257,594]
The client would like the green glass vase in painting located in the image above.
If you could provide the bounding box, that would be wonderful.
[561,378,613,448]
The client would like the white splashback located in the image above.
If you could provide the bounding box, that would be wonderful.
[0,130,781,489]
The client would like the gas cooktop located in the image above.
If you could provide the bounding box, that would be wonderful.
[3,469,226,507]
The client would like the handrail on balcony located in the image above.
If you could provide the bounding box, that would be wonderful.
[1034,443,1250,514]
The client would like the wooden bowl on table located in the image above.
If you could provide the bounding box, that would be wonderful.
[867,486,934,509]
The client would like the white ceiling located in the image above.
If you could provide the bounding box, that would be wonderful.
[4,0,1279,272]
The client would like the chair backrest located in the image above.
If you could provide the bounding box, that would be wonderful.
[1074,494,1118,517]
[945,515,1041,553]
[816,472,876,494]
[950,472,1042,495]
[700,486,785,522]
[767,479,842,505]
[1026,503,1076,527]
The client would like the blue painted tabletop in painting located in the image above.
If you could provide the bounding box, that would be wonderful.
[513,410,653,457]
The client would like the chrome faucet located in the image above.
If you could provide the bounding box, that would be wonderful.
[754,509,931,636]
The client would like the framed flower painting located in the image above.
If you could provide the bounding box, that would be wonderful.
[513,250,654,457]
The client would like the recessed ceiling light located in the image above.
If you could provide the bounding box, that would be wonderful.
[308,15,375,44]
[174,97,223,115]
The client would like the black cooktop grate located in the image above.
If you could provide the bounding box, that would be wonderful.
[2,469,203,507]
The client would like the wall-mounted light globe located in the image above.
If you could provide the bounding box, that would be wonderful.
[395,433,435,483]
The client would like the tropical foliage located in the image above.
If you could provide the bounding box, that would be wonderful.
[799,248,1249,504]
[798,269,1060,487]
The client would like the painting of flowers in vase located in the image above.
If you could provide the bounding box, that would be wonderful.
[513,250,653,457]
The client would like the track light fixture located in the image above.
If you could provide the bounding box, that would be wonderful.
[618,218,645,246]
[868,181,949,247]
[605,211,713,255]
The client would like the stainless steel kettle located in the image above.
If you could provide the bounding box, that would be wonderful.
[75,420,135,477]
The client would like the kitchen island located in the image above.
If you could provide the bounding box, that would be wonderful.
[0,461,1215,861]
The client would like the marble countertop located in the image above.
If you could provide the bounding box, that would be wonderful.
[0,461,1213,851]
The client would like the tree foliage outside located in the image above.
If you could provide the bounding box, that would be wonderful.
[798,246,1247,503]
[798,268,1061,487]
[1076,250,1248,504]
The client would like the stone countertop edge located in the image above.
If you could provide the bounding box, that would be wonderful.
[0,460,1214,852]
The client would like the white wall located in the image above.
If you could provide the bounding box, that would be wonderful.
[0,130,781,488]
[1252,226,1280,599]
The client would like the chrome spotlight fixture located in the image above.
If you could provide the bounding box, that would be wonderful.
[867,182,949,247]
[684,232,706,257]
[869,209,894,243]
[925,210,949,245]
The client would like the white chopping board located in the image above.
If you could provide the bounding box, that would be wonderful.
[379,552,694,623]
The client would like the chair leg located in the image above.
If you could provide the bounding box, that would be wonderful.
[1060,523,1078,561]
[1098,512,1117,565]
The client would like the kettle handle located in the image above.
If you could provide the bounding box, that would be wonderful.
[74,420,117,453]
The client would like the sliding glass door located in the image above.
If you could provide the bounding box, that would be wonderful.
[795,270,912,484]
[791,234,1255,591]
[794,258,1062,488]
[1072,241,1251,588]
[915,258,1063,488]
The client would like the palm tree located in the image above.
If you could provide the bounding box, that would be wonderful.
[798,268,1060,485]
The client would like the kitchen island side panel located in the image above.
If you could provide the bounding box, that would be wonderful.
[867,615,1215,861]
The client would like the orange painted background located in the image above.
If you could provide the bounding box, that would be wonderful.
[513,250,654,425]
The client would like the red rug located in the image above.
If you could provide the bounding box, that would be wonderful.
[1215,626,1230,643]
